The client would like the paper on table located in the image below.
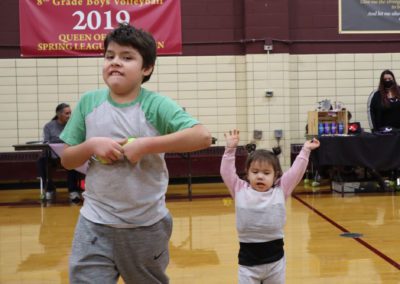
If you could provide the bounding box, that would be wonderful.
[49,143,88,174]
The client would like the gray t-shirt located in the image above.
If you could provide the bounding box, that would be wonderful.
[43,120,65,143]
[60,87,198,227]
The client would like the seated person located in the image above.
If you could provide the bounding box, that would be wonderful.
[37,103,82,203]
[368,69,400,132]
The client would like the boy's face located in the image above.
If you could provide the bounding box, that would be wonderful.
[103,42,153,96]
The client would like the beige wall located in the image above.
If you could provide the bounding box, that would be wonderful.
[1,53,398,169]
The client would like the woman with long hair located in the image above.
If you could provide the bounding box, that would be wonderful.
[368,69,400,131]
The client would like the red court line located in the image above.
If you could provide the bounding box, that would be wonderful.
[293,194,400,270]
[0,193,231,207]
[0,200,74,207]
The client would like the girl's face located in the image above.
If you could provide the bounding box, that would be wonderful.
[247,160,276,192]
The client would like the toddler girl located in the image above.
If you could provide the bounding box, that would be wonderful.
[220,129,320,284]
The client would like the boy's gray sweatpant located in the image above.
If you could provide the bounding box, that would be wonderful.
[69,213,173,284]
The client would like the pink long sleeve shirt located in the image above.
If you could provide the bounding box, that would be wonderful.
[220,147,311,243]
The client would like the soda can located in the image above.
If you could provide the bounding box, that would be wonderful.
[338,122,344,134]
[331,122,337,134]
[318,122,324,135]
[324,122,330,134]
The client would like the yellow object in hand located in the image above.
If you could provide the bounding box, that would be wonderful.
[97,156,109,164]
[125,137,135,145]
[96,137,135,164]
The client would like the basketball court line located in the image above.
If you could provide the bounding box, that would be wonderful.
[293,194,400,270]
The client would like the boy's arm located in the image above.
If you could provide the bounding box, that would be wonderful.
[61,141,93,170]
[123,124,211,164]
[61,137,125,169]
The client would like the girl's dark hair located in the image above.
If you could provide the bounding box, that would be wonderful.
[104,23,156,83]
[244,149,283,181]
[378,69,400,106]
[52,103,70,120]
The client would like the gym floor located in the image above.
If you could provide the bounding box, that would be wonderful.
[0,183,399,283]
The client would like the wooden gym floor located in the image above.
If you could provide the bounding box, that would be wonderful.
[0,182,399,284]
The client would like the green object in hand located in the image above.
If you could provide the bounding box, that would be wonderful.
[96,137,136,164]
[125,137,135,145]
[97,156,109,164]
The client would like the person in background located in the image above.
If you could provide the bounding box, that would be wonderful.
[368,69,400,132]
[368,69,400,186]
[220,129,319,284]
[38,103,81,203]
[60,23,211,283]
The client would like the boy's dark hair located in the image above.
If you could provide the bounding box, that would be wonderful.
[104,23,157,83]
[52,103,70,120]
[245,149,283,181]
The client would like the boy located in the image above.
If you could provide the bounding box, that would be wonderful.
[60,23,211,283]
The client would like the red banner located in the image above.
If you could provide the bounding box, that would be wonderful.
[19,0,182,57]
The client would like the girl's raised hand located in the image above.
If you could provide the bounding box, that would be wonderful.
[304,138,320,150]
[224,129,240,148]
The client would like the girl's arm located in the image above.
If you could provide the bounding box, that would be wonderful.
[220,129,247,198]
[220,147,247,199]
[278,139,320,199]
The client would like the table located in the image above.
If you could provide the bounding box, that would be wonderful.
[13,143,87,174]
[312,132,400,194]
[13,143,54,197]
[13,143,49,152]
[13,143,88,198]
[314,132,400,170]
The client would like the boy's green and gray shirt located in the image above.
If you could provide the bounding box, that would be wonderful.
[60,87,199,228]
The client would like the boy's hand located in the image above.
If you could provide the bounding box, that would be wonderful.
[224,129,240,148]
[122,137,147,164]
[304,138,320,151]
[91,137,125,164]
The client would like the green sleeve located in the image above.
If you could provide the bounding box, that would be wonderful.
[60,95,88,145]
[141,90,199,135]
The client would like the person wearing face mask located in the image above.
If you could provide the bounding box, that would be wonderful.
[368,69,400,132]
